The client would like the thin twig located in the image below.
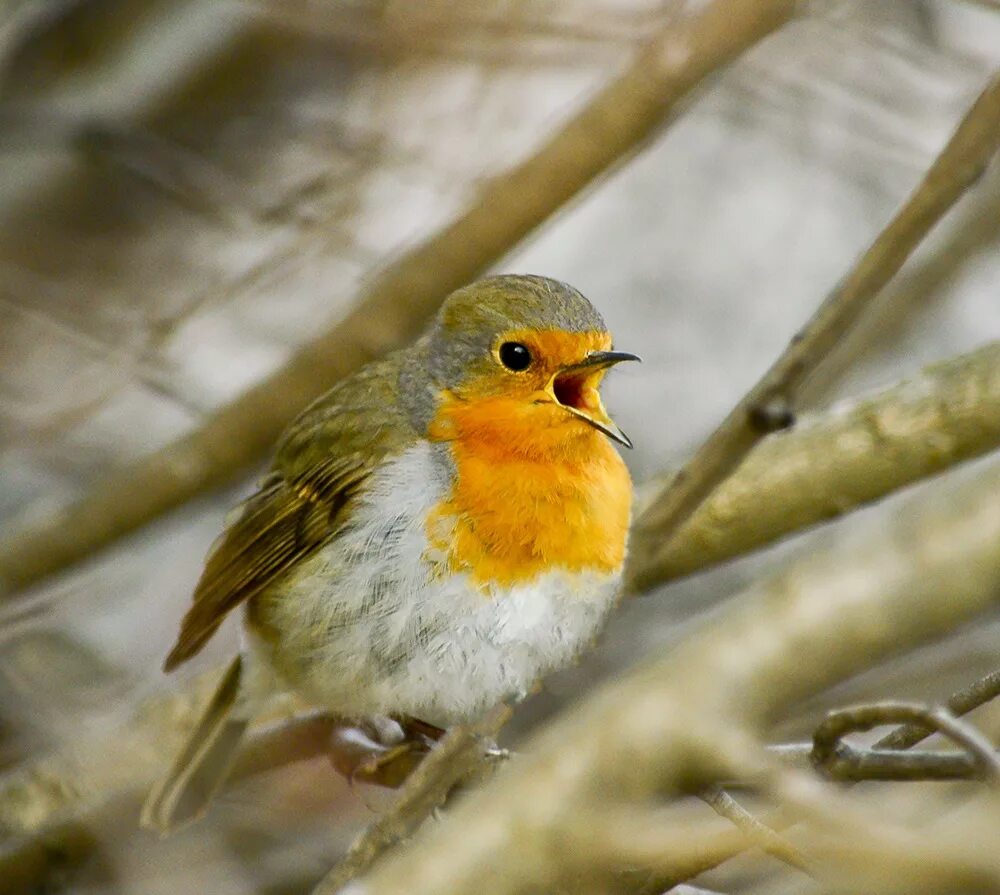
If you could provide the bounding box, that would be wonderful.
[811,702,1000,783]
[313,705,511,894]
[875,669,1000,751]
[0,0,797,600]
[699,784,813,874]
[627,68,1000,594]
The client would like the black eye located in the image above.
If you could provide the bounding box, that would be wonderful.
[498,341,532,371]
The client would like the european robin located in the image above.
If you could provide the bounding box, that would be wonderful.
[142,274,637,831]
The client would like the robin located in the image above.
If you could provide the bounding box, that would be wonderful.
[142,274,637,832]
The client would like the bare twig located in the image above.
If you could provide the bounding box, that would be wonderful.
[876,668,1000,751]
[0,0,797,599]
[700,784,812,874]
[627,68,1000,594]
[314,705,511,894]
[811,702,1000,783]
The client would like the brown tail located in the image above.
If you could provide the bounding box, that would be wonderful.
[141,656,248,834]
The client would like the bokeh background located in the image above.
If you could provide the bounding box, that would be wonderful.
[1,1,999,892]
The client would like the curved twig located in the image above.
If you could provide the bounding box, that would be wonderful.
[811,701,1000,784]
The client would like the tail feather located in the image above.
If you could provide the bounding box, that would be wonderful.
[141,656,248,834]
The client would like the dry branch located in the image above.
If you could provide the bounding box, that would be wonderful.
[318,707,510,892]
[699,784,812,875]
[876,668,1000,751]
[627,68,1000,594]
[630,339,1000,587]
[346,458,1000,895]
[0,0,797,599]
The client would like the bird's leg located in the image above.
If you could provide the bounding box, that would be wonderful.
[325,715,441,788]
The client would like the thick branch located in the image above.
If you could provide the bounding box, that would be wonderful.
[627,69,1000,594]
[0,0,797,598]
[627,339,1000,589]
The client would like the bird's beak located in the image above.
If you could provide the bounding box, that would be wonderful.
[547,351,640,449]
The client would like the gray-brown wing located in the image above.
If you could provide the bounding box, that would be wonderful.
[162,357,416,671]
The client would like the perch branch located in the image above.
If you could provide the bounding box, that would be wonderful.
[0,0,797,598]
[627,68,1000,594]
[315,706,510,894]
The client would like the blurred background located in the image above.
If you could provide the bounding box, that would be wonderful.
[0,1,999,892]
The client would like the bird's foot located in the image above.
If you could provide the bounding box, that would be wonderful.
[326,716,444,788]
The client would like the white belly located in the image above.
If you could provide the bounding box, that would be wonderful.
[244,442,622,726]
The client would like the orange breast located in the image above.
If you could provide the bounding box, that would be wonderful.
[426,393,632,588]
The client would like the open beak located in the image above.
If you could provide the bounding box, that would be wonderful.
[547,350,640,449]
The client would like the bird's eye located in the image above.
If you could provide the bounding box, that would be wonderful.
[498,341,532,371]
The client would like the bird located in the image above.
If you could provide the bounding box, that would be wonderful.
[142,274,638,832]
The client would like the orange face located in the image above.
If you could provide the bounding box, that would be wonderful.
[426,328,637,587]
[427,328,635,460]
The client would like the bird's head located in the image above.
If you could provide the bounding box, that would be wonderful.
[407,275,638,459]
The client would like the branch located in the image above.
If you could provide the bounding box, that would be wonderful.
[627,68,1000,594]
[314,706,510,894]
[875,668,1000,751]
[0,0,797,599]
[627,339,1000,588]
[699,784,812,875]
[348,455,1000,894]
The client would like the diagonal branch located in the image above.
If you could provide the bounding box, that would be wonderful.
[627,68,1000,594]
[699,784,813,874]
[629,339,1000,588]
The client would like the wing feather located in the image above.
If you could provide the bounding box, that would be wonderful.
[163,357,416,671]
